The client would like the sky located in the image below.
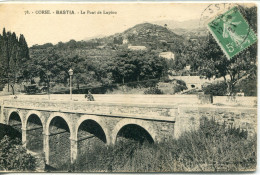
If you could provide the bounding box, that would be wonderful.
[0,2,256,46]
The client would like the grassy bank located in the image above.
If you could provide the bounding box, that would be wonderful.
[58,118,256,172]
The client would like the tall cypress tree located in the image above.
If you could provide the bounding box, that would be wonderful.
[0,28,30,93]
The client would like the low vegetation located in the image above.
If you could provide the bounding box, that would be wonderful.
[59,118,256,172]
[0,135,36,171]
[203,81,228,96]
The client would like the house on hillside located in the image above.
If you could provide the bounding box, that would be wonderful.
[123,39,128,44]
[159,52,175,60]
[128,45,147,51]
[185,65,191,71]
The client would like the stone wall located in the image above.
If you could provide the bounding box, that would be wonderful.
[26,128,43,152]
[175,105,257,138]
[49,132,71,168]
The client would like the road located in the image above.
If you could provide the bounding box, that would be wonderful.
[0,94,257,107]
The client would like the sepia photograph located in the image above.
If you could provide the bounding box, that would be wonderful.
[0,2,257,173]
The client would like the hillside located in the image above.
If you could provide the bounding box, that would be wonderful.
[27,22,186,91]
[30,22,185,55]
[94,23,185,50]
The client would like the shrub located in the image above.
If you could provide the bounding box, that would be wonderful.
[0,136,36,171]
[202,81,227,96]
[234,76,257,96]
[172,79,187,94]
[127,79,159,88]
[172,118,256,172]
[173,84,187,94]
[144,86,163,94]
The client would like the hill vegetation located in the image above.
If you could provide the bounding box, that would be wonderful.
[0,6,257,96]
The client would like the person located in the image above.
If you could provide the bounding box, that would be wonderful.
[85,90,95,101]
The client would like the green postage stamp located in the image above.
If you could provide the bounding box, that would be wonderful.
[208,6,257,59]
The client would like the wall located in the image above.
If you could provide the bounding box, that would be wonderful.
[213,96,257,107]
[26,128,43,152]
[175,105,257,139]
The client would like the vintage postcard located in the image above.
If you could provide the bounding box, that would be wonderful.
[0,2,257,173]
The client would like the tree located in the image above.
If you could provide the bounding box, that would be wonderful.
[0,29,30,94]
[0,135,36,171]
[111,50,168,84]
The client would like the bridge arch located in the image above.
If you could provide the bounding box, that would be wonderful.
[112,119,157,144]
[76,115,109,143]
[7,110,23,140]
[46,112,72,136]
[25,110,45,132]
[7,109,23,126]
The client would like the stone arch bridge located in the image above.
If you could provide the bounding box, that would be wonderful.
[0,98,177,167]
[0,97,256,168]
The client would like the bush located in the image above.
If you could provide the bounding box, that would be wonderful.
[0,136,36,171]
[127,79,159,88]
[202,81,227,96]
[234,76,257,96]
[172,79,187,94]
[173,84,187,94]
[144,86,163,94]
[173,118,256,172]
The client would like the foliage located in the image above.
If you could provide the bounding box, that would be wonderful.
[173,117,255,172]
[202,81,228,96]
[144,86,163,94]
[173,85,187,94]
[0,28,30,94]
[28,45,168,93]
[157,79,187,94]
[233,74,257,96]
[111,50,168,84]
[172,79,187,94]
[126,79,158,88]
[0,135,36,171]
[0,123,21,140]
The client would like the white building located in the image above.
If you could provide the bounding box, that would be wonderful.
[128,45,147,51]
[123,39,128,44]
[159,52,175,60]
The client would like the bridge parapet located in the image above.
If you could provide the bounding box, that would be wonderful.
[1,99,177,122]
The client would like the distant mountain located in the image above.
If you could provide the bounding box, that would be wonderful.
[170,28,208,37]
[83,34,106,41]
[152,19,208,37]
[153,19,201,30]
